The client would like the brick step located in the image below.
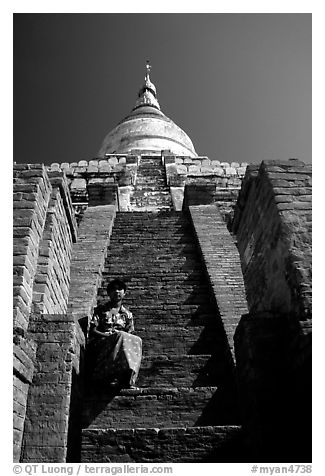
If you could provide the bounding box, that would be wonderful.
[132,195,170,200]
[135,182,167,187]
[108,236,196,244]
[102,264,206,275]
[108,229,195,238]
[104,259,203,267]
[132,187,170,192]
[104,249,202,256]
[135,181,167,186]
[87,312,216,331]
[113,212,186,219]
[137,167,165,171]
[137,325,223,357]
[104,260,200,268]
[102,267,206,276]
[98,286,215,302]
[113,213,185,219]
[130,200,172,210]
[132,313,218,328]
[131,193,171,199]
[131,196,171,202]
[102,272,209,281]
[111,221,189,229]
[130,206,173,212]
[96,300,216,315]
[131,197,171,204]
[105,252,200,260]
[109,231,192,238]
[81,425,244,462]
[137,163,164,166]
[98,282,212,295]
[94,314,218,332]
[135,172,167,177]
[94,302,217,320]
[135,180,167,186]
[113,225,194,232]
[82,386,237,430]
[131,200,172,207]
[100,270,212,282]
[105,243,200,252]
[137,354,228,387]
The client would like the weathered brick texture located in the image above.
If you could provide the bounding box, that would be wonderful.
[21,314,85,463]
[187,204,249,359]
[233,159,312,462]
[13,167,78,462]
[232,159,312,319]
[32,183,76,314]
[82,426,244,462]
[13,332,37,462]
[13,164,52,330]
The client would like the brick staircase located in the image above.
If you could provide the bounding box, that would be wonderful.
[81,211,244,462]
[130,157,172,211]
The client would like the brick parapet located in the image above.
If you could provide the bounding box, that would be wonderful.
[68,205,117,332]
[164,156,248,186]
[21,313,85,463]
[47,156,138,205]
[13,164,52,330]
[232,159,312,320]
[48,172,78,242]
[32,187,75,314]
[47,155,246,211]
[187,205,249,361]
[13,165,57,461]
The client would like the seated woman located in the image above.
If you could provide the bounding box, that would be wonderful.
[88,279,142,389]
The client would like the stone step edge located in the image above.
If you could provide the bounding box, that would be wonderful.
[82,425,242,434]
[140,354,213,360]
[85,385,218,398]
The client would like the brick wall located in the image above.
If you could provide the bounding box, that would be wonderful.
[232,159,312,319]
[32,176,77,314]
[13,333,37,462]
[232,159,312,462]
[13,165,52,461]
[13,166,79,462]
[21,314,85,462]
[13,165,52,330]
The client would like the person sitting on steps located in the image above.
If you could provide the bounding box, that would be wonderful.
[88,278,142,390]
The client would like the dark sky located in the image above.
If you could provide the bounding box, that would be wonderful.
[13,13,311,165]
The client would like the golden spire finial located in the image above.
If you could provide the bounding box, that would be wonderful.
[145,60,151,80]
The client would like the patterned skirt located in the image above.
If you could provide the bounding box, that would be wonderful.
[90,331,142,385]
